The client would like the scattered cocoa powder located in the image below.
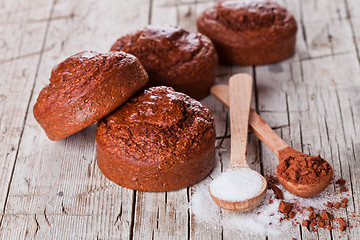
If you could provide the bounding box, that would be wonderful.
[266,175,280,185]
[320,211,333,220]
[302,208,334,231]
[302,220,310,228]
[326,201,333,208]
[279,200,296,220]
[279,200,292,215]
[336,178,346,185]
[335,178,349,193]
[267,181,284,199]
[267,175,357,233]
[277,154,332,184]
[308,210,316,220]
[337,217,347,231]
[298,196,350,231]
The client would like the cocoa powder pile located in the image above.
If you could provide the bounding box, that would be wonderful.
[277,154,331,184]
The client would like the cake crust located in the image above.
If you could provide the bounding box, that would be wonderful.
[96,86,216,192]
[197,0,297,65]
[33,51,149,141]
[110,25,218,100]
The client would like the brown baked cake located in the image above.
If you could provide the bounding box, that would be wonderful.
[110,25,218,100]
[197,0,297,65]
[33,51,149,141]
[96,86,216,192]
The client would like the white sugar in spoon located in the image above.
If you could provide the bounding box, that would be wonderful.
[208,73,267,212]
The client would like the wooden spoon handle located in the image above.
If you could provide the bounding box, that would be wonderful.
[211,84,289,158]
[228,74,252,168]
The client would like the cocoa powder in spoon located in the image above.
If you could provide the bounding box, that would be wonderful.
[277,154,332,184]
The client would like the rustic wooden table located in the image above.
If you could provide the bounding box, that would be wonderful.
[1,0,359,239]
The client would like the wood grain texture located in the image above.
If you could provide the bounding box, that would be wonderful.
[228,74,253,168]
[0,0,359,239]
[0,0,55,229]
[0,0,149,239]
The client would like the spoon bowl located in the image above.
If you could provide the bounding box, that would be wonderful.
[277,172,332,198]
[276,148,333,197]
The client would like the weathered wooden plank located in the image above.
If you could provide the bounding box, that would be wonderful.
[300,53,360,239]
[178,1,197,32]
[0,0,54,225]
[346,0,360,62]
[301,19,355,60]
[343,3,360,232]
[300,0,347,24]
[151,0,177,25]
[0,0,359,239]
[1,213,128,240]
[0,0,150,239]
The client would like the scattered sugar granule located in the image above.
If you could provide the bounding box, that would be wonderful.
[209,168,264,201]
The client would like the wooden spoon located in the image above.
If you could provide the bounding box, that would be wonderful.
[209,74,267,212]
[210,84,333,198]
